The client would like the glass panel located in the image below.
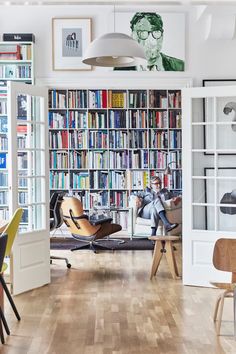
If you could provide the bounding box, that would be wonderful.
[31,178,45,204]
[192,97,214,123]
[217,207,236,232]
[193,179,215,204]
[192,152,214,177]
[0,87,8,219]
[17,122,44,149]
[216,96,236,123]
[217,171,236,205]
[192,125,214,150]
[216,124,236,150]
[31,96,42,122]
[193,206,215,231]
[20,204,45,231]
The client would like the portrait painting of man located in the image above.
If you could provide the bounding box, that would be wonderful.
[114,11,185,72]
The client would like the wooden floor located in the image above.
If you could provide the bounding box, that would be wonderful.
[1,248,236,354]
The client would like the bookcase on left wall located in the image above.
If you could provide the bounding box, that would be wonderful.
[0,42,34,224]
[0,42,34,84]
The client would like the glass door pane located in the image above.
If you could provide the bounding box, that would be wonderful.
[16,94,46,232]
[0,85,8,220]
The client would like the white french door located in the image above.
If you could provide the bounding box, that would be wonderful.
[182,85,236,287]
[8,81,50,295]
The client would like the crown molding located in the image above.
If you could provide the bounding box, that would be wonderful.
[36,75,193,89]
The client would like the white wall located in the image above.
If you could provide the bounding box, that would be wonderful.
[0,4,236,86]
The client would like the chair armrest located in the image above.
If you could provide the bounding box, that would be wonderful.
[163,198,182,211]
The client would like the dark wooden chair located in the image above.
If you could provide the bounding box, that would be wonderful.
[0,234,10,344]
[50,192,71,268]
[211,238,236,335]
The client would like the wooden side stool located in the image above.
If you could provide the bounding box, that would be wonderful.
[149,236,181,280]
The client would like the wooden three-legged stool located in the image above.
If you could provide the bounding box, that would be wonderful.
[149,236,181,280]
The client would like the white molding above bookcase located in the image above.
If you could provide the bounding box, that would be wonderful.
[38,76,193,90]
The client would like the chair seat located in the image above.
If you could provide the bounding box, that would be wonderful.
[136,217,152,226]
[149,235,180,242]
[210,281,236,291]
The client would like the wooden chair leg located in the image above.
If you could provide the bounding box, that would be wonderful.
[216,292,226,335]
[0,317,4,344]
[213,294,222,322]
[165,241,180,280]
[150,241,163,280]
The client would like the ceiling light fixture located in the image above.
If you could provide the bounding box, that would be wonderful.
[82,5,146,68]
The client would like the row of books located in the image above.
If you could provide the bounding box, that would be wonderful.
[109,130,128,149]
[49,89,182,110]
[0,64,31,79]
[129,110,147,128]
[0,44,32,61]
[17,136,26,149]
[169,111,182,128]
[149,110,168,129]
[0,101,7,115]
[90,170,108,189]
[129,91,147,108]
[70,151,88,169]
[168,91,181,109]
[130,150,148,169]
[88,112,107,129]
[48,112,67,128]
[0,172,7,186]
[68,89,87,109]
[0,136,7,150]
[149,90,168,109]
[88,150,108,169]
[89,131,108,149]
[49,111,182,130]
[49,90,67,109]
[151,171,182,190]
[50,171,69,189]
[110,210,128,229]
[68,111,87,129]
[72,172,89,189]
[69,131,88,149]
[0,208,8,220]
[17,153,27,169]
[88,89,108,108]
[90,191,108,207]
[129,130,148,149]
[0,191,7,205]
[127,170,149,190]
[109,170,126,189]
[110,191,128,208]
[149,151,167,169]
[49,151,69,169]
[18,191,28,205]
[150,131,168,149]
[169,131,182,149]
[49,131,68,149]
[49,150,182,171]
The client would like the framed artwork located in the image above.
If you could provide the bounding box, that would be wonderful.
[203,79,236,154]
[112,12,185,71]
[52,18,92,71]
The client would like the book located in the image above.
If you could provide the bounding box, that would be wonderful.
[0,153,7,169]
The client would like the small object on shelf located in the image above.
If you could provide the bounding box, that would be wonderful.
[3,33,35,43]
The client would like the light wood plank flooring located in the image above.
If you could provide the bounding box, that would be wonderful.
[1,248,236,354]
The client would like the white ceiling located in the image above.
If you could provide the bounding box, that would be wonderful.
[0,0,236,5]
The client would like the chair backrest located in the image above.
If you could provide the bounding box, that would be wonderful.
[213,238,236,282]
[2,208,23,257]
[0,234,8,272]
[61,196,99,236]
[50,192,64,229]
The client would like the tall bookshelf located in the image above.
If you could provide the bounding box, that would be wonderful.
[0,41,35,221]
[48,88,182,231]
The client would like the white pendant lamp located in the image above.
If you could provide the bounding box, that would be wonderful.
[82,32,146,67]
[82,5,146,67]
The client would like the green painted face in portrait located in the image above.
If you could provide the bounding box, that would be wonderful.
[132,17,163,66]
